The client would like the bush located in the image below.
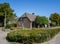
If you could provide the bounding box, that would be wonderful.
[6,23,16,29]
[11,42,16,44]
[7,28,60,44]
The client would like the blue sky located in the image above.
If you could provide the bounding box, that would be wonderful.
[0,0,60,18]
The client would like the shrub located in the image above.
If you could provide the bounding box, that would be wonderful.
[6,23,16,29]
[7,28,60,44]
[11,42,16,44]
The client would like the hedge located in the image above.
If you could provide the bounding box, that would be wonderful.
[7,28,60,44]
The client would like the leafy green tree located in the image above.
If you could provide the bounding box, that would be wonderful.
[49,13,60,26]
[40,16,48,24]
[59,16,60,25]
[35,16,42,25]
[0,3,16,28]
[35,16,48,27]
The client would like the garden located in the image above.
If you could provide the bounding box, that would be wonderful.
[7,28,60,44]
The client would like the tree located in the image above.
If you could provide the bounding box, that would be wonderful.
[0,3,16,29]
[59,16,60,25]
[40,16,48,24]
[35,16,48,27]
[49,13,60,26]
[35,16,42,25]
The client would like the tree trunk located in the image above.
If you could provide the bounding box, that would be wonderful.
[4,11,6,30]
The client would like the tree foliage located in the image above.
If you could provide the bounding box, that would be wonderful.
[35,16,48,25]
[49,13,60,26]
[35,16,42,25]
[40,16,48,24]
[0,3,16,26]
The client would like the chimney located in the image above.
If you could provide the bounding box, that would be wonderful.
[32,13,35,15]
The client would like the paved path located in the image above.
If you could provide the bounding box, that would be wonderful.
[41,32,60,44]
[0,30,10,44]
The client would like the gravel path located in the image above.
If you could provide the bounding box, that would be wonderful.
[0,30,10,44]
[41,32,60,44]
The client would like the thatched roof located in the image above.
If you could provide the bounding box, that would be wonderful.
[20,13,36,22]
